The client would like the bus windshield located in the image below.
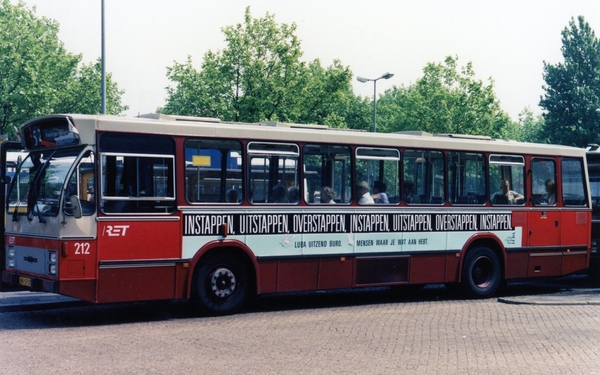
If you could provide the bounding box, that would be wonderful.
[7,148,82,220]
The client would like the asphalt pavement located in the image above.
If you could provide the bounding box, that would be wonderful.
[2,277,600,312]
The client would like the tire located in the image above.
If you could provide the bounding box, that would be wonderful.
[192,253,250,315]
[462,246,501,298]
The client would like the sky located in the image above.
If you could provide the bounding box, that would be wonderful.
[17,0,600,121]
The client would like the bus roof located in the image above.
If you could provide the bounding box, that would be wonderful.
[22,114,585,158]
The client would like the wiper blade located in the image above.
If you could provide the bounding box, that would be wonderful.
[26,151,55,223]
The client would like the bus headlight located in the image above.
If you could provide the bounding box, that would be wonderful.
[6,246,15,268]
[47,250,58,275]
[592,239,599,254]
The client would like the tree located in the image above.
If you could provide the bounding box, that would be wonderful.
[539,16,600,147]
[515,107,546,143]
[56,59,128,116]
[0,1,126,138]
[376,56,513,139]
[294,59,356,127]
[330,93,372,131]
[163,7,357,127]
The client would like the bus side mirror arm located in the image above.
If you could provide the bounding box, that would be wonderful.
[70,195,82,219]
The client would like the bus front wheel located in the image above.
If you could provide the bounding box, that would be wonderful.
[462,246,501,298]
[192,254,249,315]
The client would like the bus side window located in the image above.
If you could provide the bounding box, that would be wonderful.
[489,154,525,206]
[531,158,556,206]
[448,151,486,206]
[248,142,299,205]
[562,158,587,206]
[185,139,243,204]
[403,149,444,205]
[303,144,351,204]
[99,132,176,214]
[355,147,400,205]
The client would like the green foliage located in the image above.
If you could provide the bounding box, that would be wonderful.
[163,7,358,127]
[55,59,128,116]
[295,59,355,127]
[0,0,126,138]
[342,95,372,131]
[162,9,515,137]
[0,0,75,135]
[161,56,206,116]
[376,56,513,138]
[515,107,546,143]
[540,16,600,147]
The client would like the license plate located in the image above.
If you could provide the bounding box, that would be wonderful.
[18,276,31,287]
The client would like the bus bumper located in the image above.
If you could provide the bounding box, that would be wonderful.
[2,271,58,293]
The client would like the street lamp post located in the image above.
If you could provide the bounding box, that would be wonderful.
[357,72,394,132]
[101,0,106,115]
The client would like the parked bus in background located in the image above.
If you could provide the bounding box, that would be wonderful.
[586,144,600,277]
[0,114,591,315]
[0,141,27,291]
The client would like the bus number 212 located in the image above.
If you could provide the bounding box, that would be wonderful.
[74,242,91,255]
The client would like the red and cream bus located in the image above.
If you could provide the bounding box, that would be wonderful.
[1,114,591,314]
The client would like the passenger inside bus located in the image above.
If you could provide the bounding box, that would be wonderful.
[320,186,335,203]
[491,179,524,204]
[356,181,374,204]
[288,186,300,203]
[269,185,289,203]
[226,189,239,203]
[404,181,419,203]
[543,179,556,205]
[371,181,389,204]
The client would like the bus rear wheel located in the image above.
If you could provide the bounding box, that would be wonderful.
[462,246,501,298]
[192,254,249,315]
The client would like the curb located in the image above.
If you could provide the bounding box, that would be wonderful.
[0,291,86,312]
[4,287,600,311]
[497,288,600,306]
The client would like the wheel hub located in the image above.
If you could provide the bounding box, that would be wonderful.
[209,267,236,298]
[472,256,493,288]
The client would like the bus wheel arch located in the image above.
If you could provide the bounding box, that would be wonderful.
[460,239,504,298]
[190,245,257,315]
